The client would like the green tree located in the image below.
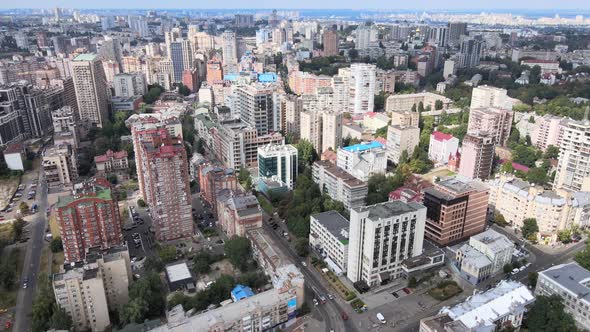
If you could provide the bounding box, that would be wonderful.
[526,167,549,185]
[528,271,539,288]
[375,126,388,138]
[19,202,29,214]
[494,213,508,227]
[50,237,63,253]
[11,218,26,242]
[408,276,418,288]
[224,236,252,271]
[500,161,514,174]
[524,295,577,331]
[558,229,572,243]
[521,218,539,240]
[374,92,386,111]
[195,138,206,154]
[157,245,177,263]
[137,198,147,207]
[435,99,444,110]
[297,139,318,168]
[294,238,309,257]
[193,250,213,274]
[503,263,513,274]
[48,304,73,330]
[574,242,590,270]
[120,298,149,324]
[544,145,560,159]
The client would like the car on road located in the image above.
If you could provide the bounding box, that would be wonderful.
[132,233,140,239]
[402,288,412,294]
[22,277,28,289]
[301,261,307,267]
[341,312,348,320]
[377,313,387,324]
[519,266,526,272]
[313,299,319,306]
[392,292,399,298]
[511,268,520,275]
[327,293,334,300]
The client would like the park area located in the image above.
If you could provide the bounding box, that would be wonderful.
[428,280,463,301]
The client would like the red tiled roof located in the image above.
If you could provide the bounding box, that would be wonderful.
[94,150,128,163]
[432,131,454,142]
[374,137,387,145]
[499,159,530,173]
[4,143,24,154]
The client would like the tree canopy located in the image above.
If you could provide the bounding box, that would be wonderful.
[521,218,539,241]
[523,295,577,332]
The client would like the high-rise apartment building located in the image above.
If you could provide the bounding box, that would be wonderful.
[221,31,238,72]
[323,29,339,56]
[53,246,132,332]
[140,132,193,241]
[198,165,238,213]
[348,63,376,114]
[52,106,78,148]
[206,59,223,85]
[281,94,302,138]
[532,115,568,151]
[467,107,513,147]
[234,14,254,28]
[470,85,510,109]
[448,22,468,45]
[355,23,378,49]
[182,68,199,93]
[347,201,427,287]
[169,39,193,82]
[300,110,323,153]
[458,133,495,180]
[459,37,484,68]
[386,125,420,164]
[322,110,342,152]
[56,179,123,263]
[423,177,488,246]
[429,26,449,47]
[71,54,109,127]
[128,15,149,37]
[212,120,284,169]
[235,84,275,136]
[113,72,146,97]
[554,118,590,191]
[257,143,298,189]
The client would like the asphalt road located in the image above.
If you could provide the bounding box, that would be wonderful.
[14,170,47,332]
[261,219,358,332]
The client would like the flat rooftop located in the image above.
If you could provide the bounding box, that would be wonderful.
[311,210,349,244]
[165,262,193,283]
[73,53,97,61]
[539,263,590,303]
[341,141,384,153]
[353,200,425,220]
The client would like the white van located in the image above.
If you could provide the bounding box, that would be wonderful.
[377,312,386,324]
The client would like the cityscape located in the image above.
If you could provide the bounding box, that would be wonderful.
[1,1,590,332]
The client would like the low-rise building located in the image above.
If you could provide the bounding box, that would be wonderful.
[217,190,263,237]
[94,149,129,181]
[453,229,514,284]
[43,144,78,188]
[385,92,452,113]
[336,141,387,181]
[421,280,534,332]
[312,160,368,209]
[165,261,196,293]
[3,143,25,171]
[488,175,590,244]
[535,263,590,331]
[309,211,350,275]
[428,131,459,165]
[198,165,238,214]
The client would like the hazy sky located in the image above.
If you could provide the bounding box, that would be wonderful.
[1,0,590,10]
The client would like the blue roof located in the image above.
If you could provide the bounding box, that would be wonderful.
[258,72,277,83]
[342,141,383,152]
[231,284,254,301]
[223,73,239,81]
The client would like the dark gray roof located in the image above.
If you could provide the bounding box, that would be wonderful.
[540,263,590,303]
[311,211,349,242]
[354,200,425,219]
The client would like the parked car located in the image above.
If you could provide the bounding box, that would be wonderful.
[511,268,520,275]
[341,312,349,320]
[313,299,319,306]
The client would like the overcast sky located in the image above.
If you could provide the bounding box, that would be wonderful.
[1,0,589,10]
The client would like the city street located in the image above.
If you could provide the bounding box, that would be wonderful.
[260,217,358,332]
[14,168,48,332]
